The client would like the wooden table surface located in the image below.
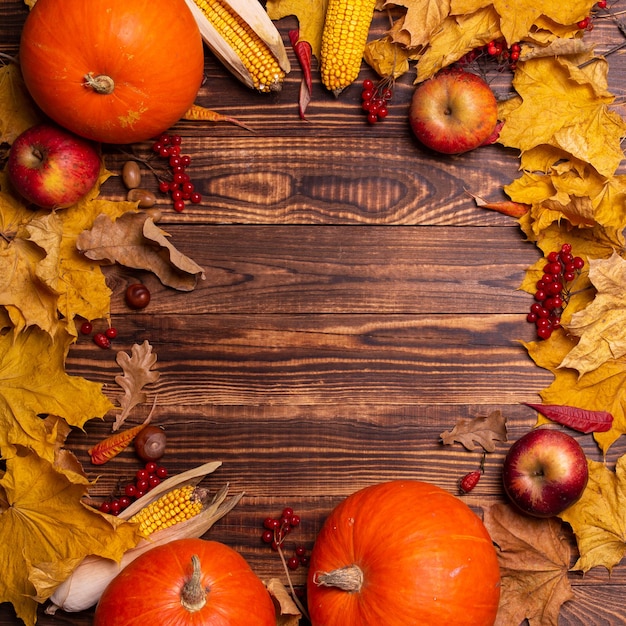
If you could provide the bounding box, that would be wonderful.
[2,1,626,624]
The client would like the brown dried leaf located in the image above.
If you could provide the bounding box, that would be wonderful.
[483,503,575,626]
[440,410,507,452]
[76,210,205,291]
[112,341,160,431]
[266,578,302,626]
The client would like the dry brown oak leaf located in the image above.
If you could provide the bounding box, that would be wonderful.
[112,341,160,431]
[76,210,205,291]
[440,410,507,452]
[483,502,574,626]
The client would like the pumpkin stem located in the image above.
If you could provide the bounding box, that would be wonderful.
[83,73,115,95]
[312,564,364,593]
[180,554,207,613]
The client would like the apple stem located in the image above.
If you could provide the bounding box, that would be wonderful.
[83,73,115,95]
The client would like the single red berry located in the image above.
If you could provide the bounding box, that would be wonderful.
[190,192,202,204]
[80,321,93,335]
[289,514,301,527]
[287,557,300,570]
[99,501,112,513]
[124,483,138,498]
[156,465,168,478]
[295,545,307,557]
[136,468,149,481]
[136,478,149,492]
[119,496,132,509]
[261,530,274,544]
[459,470,482,494]
[264,517,279,530]
[93,332,111,349]
[105,327,117,339]
[145,461,158,473]
[109,499,121,514]
[148,475,161,488]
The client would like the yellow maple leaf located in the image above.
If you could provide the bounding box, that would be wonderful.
[383,0,451,49]
[451,0,594,44]
[0,446,140,626]
[558,455,626,574]
[415,7,501,81]
[0,326,113,460]
[498,56,626,178]
[524,330,626,454]
[560,253,626,376]
[0,63,42,144]
[266,0,328,58]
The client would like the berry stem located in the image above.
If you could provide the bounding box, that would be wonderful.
[275,542,309,620]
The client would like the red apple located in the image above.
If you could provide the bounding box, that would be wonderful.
[502,428,588,518]
[408,68,499,155]
[7,123,101,210]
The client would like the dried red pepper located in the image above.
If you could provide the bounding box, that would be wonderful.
[289,29,312,119]
[89,415,152,465]
[459,452,486,494]
[524,402,613,433]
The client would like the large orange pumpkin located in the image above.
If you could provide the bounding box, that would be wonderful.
[307,480,501,626]
[19,0,204,144]
[93,538,276,625]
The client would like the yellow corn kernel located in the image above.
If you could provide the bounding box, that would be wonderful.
[193,0,285,92]
[128,485,204,537]
[320,0,377,95]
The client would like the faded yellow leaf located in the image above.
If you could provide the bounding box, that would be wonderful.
[364,37,412,79]
[0,327,113,460]
[558,455,626,574]
[383,0,451,49]
[0,447,140,626]
[0,63,42,144]
[451,0,594,43]
[483,502,574,626]
[524,330,626,454]
[560,253,626,376]
[266,0,328,58]
[498,56,626,178]
[440,410,507,452]
[415,7,501,81]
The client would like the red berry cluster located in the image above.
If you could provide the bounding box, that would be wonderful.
[361,78,393,125]
[81,321,118,349]
[98,461,168,515]
[458,40,521,72]
[261,507,309,570]
[527,243,584,340]
[152,133,202,213]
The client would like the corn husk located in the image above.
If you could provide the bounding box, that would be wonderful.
[45,461,243,614]
[184,0,290,91]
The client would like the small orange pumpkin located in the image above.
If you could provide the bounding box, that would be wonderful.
[94,538,276,625]
[307,480,501,626]
[19,0,204,144]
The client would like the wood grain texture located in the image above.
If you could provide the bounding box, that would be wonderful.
[2,1,626,624]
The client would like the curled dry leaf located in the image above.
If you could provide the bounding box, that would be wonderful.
[113,340,160,431]
[266,578,302,626]
[76,210,205,291]
[440,410,507,452]
[482,502,574,626]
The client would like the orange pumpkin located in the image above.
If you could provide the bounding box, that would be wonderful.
[94,538,276,625]
[19,0,204,144]
[307,480,501,626]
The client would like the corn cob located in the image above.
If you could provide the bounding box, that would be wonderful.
[320,0,377,95]
[128,484,205,536]
[184,0,290,92]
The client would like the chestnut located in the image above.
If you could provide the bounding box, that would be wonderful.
[134,425,166,461]
[125,283,151,309]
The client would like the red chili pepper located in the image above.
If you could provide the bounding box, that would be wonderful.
[88,415,152,465]
[459,452,486,494]
[289,29,312,119]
